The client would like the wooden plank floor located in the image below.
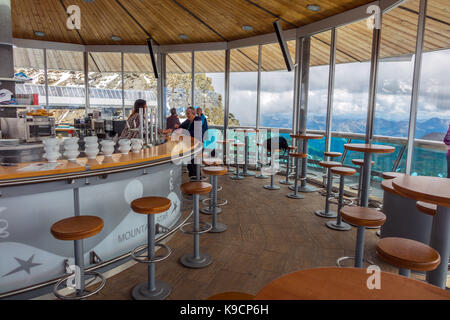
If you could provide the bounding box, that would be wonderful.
[89,172,427,300]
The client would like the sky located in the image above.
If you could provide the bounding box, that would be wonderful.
[206,48,450,126]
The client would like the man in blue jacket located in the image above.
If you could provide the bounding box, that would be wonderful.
[179,107,203,178]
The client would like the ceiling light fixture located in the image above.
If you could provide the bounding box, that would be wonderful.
[111,35,122,41]
[179,34,189,40]
[34,31,46,37]
[306,4,321,12]
[242,25,254,31]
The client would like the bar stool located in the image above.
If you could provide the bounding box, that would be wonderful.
[315,161,342,218]
[263,166,280,190]
[255,142,269,179]
[180,181,213,268]
[207,292,255,300]
[201,166,228,233]
[416,201,437,216]
[51,216,106,299]
[376,237,440,278]
[286,152,307,200]
[351,158,374,205]
[382,172,405,180]
[337,206,386,268]
[322,151,343,191]
[326,167,356,231]
[280,146,297,185]
[130,197,172,300]
[230,142,245,180]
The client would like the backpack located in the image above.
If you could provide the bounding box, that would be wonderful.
[264,136,289,154]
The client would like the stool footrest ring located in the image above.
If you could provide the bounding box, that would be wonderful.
[202,198,228,207]
[336,256,374,267]
[131,243,172,264]
[53,271,106,300]
[180,222,212,235]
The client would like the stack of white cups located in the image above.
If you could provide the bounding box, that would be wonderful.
[42,137,61,163]
[118,139,131,154]
[131,139,143,153]
[100,140,115,157]
[84,136,99,159]
[63,137,80,161]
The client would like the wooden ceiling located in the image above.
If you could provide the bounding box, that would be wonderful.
[12,0,450,72]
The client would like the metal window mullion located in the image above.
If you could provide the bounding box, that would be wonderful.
[294,38,304,134]
[43,48,49,108]
[292,37,301,134]
[121,51,125,118]
[191,51,195,107]
[325,28,337,156]
[256,44,262,129]
[158,53,167,128]
[84,50,89,115]
[224,49,230,140]
[405,0,427,174]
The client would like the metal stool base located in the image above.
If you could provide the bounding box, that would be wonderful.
[326,220,352,231]
[242,171,256,176]
[230,175,244,180]
[131,280,171,300]
[180,253,212,269]
[315,210,337,218]
[297,185,317,193]
[336,256,374,268]
[200,207,223,215]
[286,193,304,200]
[264,185,280,190]
[209,223,227,233]
[255,174,269,179]
[53,271,106,300]
[280,180,293,185]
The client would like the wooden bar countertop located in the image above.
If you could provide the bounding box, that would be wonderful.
[0,136,201,183]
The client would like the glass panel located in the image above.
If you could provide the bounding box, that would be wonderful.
[229,46,259,127]
[412,0,450,178]
[194,50,225,127]
[166,52,192,123]
[88,52,122,114]
[260,41,295,129]
[123,53,157,115]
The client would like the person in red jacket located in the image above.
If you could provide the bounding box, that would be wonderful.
[444,123,450,178]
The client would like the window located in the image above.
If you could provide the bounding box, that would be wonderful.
[194,50,225,127]
[229,46,259,127]
[260,41,295,129]
[166,52,192,121]
[411,0,450,177]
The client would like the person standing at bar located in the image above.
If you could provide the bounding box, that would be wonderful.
[119,99,146,139]
[196,107,209,134]
[166,108,181,131]
[179,107,203,178]
[444,123,450,178]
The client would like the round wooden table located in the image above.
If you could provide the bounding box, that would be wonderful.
[254,267,450,300]
[392,175,450,288]
[344,143,395,207]
[289,133,324,193]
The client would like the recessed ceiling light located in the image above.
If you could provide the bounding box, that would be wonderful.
[34,31,46,37]
[306,4,321,12]
[111,35,122,41]
[242,25,254,31]
[179,34,189,40]
[83,0,94,3]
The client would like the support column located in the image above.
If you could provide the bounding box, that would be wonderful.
[121,52,125,119]
[157,53,167,129]
[191,51,195,108]
[83,50,89,116]
[325,28,337,157]
[256,45,262,130]
[224,49,230,141]
[0,0,15,95]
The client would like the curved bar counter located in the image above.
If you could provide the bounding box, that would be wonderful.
[0,137,202,298]
[380,179,433,244]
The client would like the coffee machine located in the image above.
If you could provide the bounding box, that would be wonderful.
[0,116,56,142]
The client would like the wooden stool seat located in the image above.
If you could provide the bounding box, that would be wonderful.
[288,146,297,151]
[352,159,375,166]
[203,166,227,176]
[51,216,104,241]
[290,152,307,159]
[207,292,255,300]
[416,201,437,216]
[203,157,223,166]
[330,166,356,176]
[319,161,342,168]
[181,181,213,195]
[382,172,405,180]
[325,151,342,158]
[233,143,244,147]
[131,197,171,215]
[340,206,386,228]
[376,237,441,272]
